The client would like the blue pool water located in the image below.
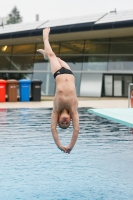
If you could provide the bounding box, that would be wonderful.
[0,108,133,200]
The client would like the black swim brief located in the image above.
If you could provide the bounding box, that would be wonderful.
[54,67,74,79]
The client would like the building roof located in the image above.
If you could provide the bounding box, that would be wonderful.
[0,9,133,39]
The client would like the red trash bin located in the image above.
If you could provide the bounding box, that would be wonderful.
[0,80,7,102]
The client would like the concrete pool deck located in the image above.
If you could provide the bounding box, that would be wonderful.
[0,97,129,109]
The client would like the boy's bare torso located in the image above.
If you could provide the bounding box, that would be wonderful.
[53,74,78,114]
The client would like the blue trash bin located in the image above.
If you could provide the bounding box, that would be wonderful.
[19,79,31,102]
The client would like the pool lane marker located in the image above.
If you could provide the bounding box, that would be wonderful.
[88,108,133,128]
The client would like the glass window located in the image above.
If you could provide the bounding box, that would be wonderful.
[60,41,84,55]
[12,44,35,54]
[110,41,133,54]
[0,73,33,80]
[0,73,9,80]
[33,62,49,72]
[0,45,12,55]
[108,56,133,71]
[111,37,133,42]
[0,56,11,70]
[34,54,47,66]
[36,43,44,51]
[84,39,109,54]
[11,56,34,71]
[88,38,110,42]
[10,73,32,80]
[83,56,108,71]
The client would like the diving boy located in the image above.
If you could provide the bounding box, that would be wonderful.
[37,28,79,154]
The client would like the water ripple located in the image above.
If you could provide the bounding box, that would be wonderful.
[0,107,133,200]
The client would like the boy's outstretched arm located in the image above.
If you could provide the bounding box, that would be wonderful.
[66,111,79,153]
[51,109,67,153]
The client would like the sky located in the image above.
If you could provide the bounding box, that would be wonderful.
[0,0,133,23]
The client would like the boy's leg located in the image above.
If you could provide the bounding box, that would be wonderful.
[57,57,71,70]
[39,28,62,75]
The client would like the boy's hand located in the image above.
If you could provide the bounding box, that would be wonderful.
[58,145,67,153]
[65,146,72,154]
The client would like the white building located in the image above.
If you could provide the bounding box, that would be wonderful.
[0,9,133,97]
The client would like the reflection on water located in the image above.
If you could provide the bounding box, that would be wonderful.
[0,108,133,200]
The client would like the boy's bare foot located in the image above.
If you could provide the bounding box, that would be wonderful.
[37,49,48,60]
[43,27,50,41]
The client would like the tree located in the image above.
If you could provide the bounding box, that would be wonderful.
[7,6,22,24]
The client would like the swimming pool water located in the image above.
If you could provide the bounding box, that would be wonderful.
[0,108,133,200]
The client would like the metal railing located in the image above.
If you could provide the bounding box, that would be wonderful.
[128,83,133,108]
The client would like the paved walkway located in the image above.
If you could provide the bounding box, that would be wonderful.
[0,98,129,109]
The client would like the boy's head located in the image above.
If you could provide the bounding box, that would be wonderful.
[58,109,71,129]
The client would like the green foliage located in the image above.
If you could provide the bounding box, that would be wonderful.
[7,6,22,24]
